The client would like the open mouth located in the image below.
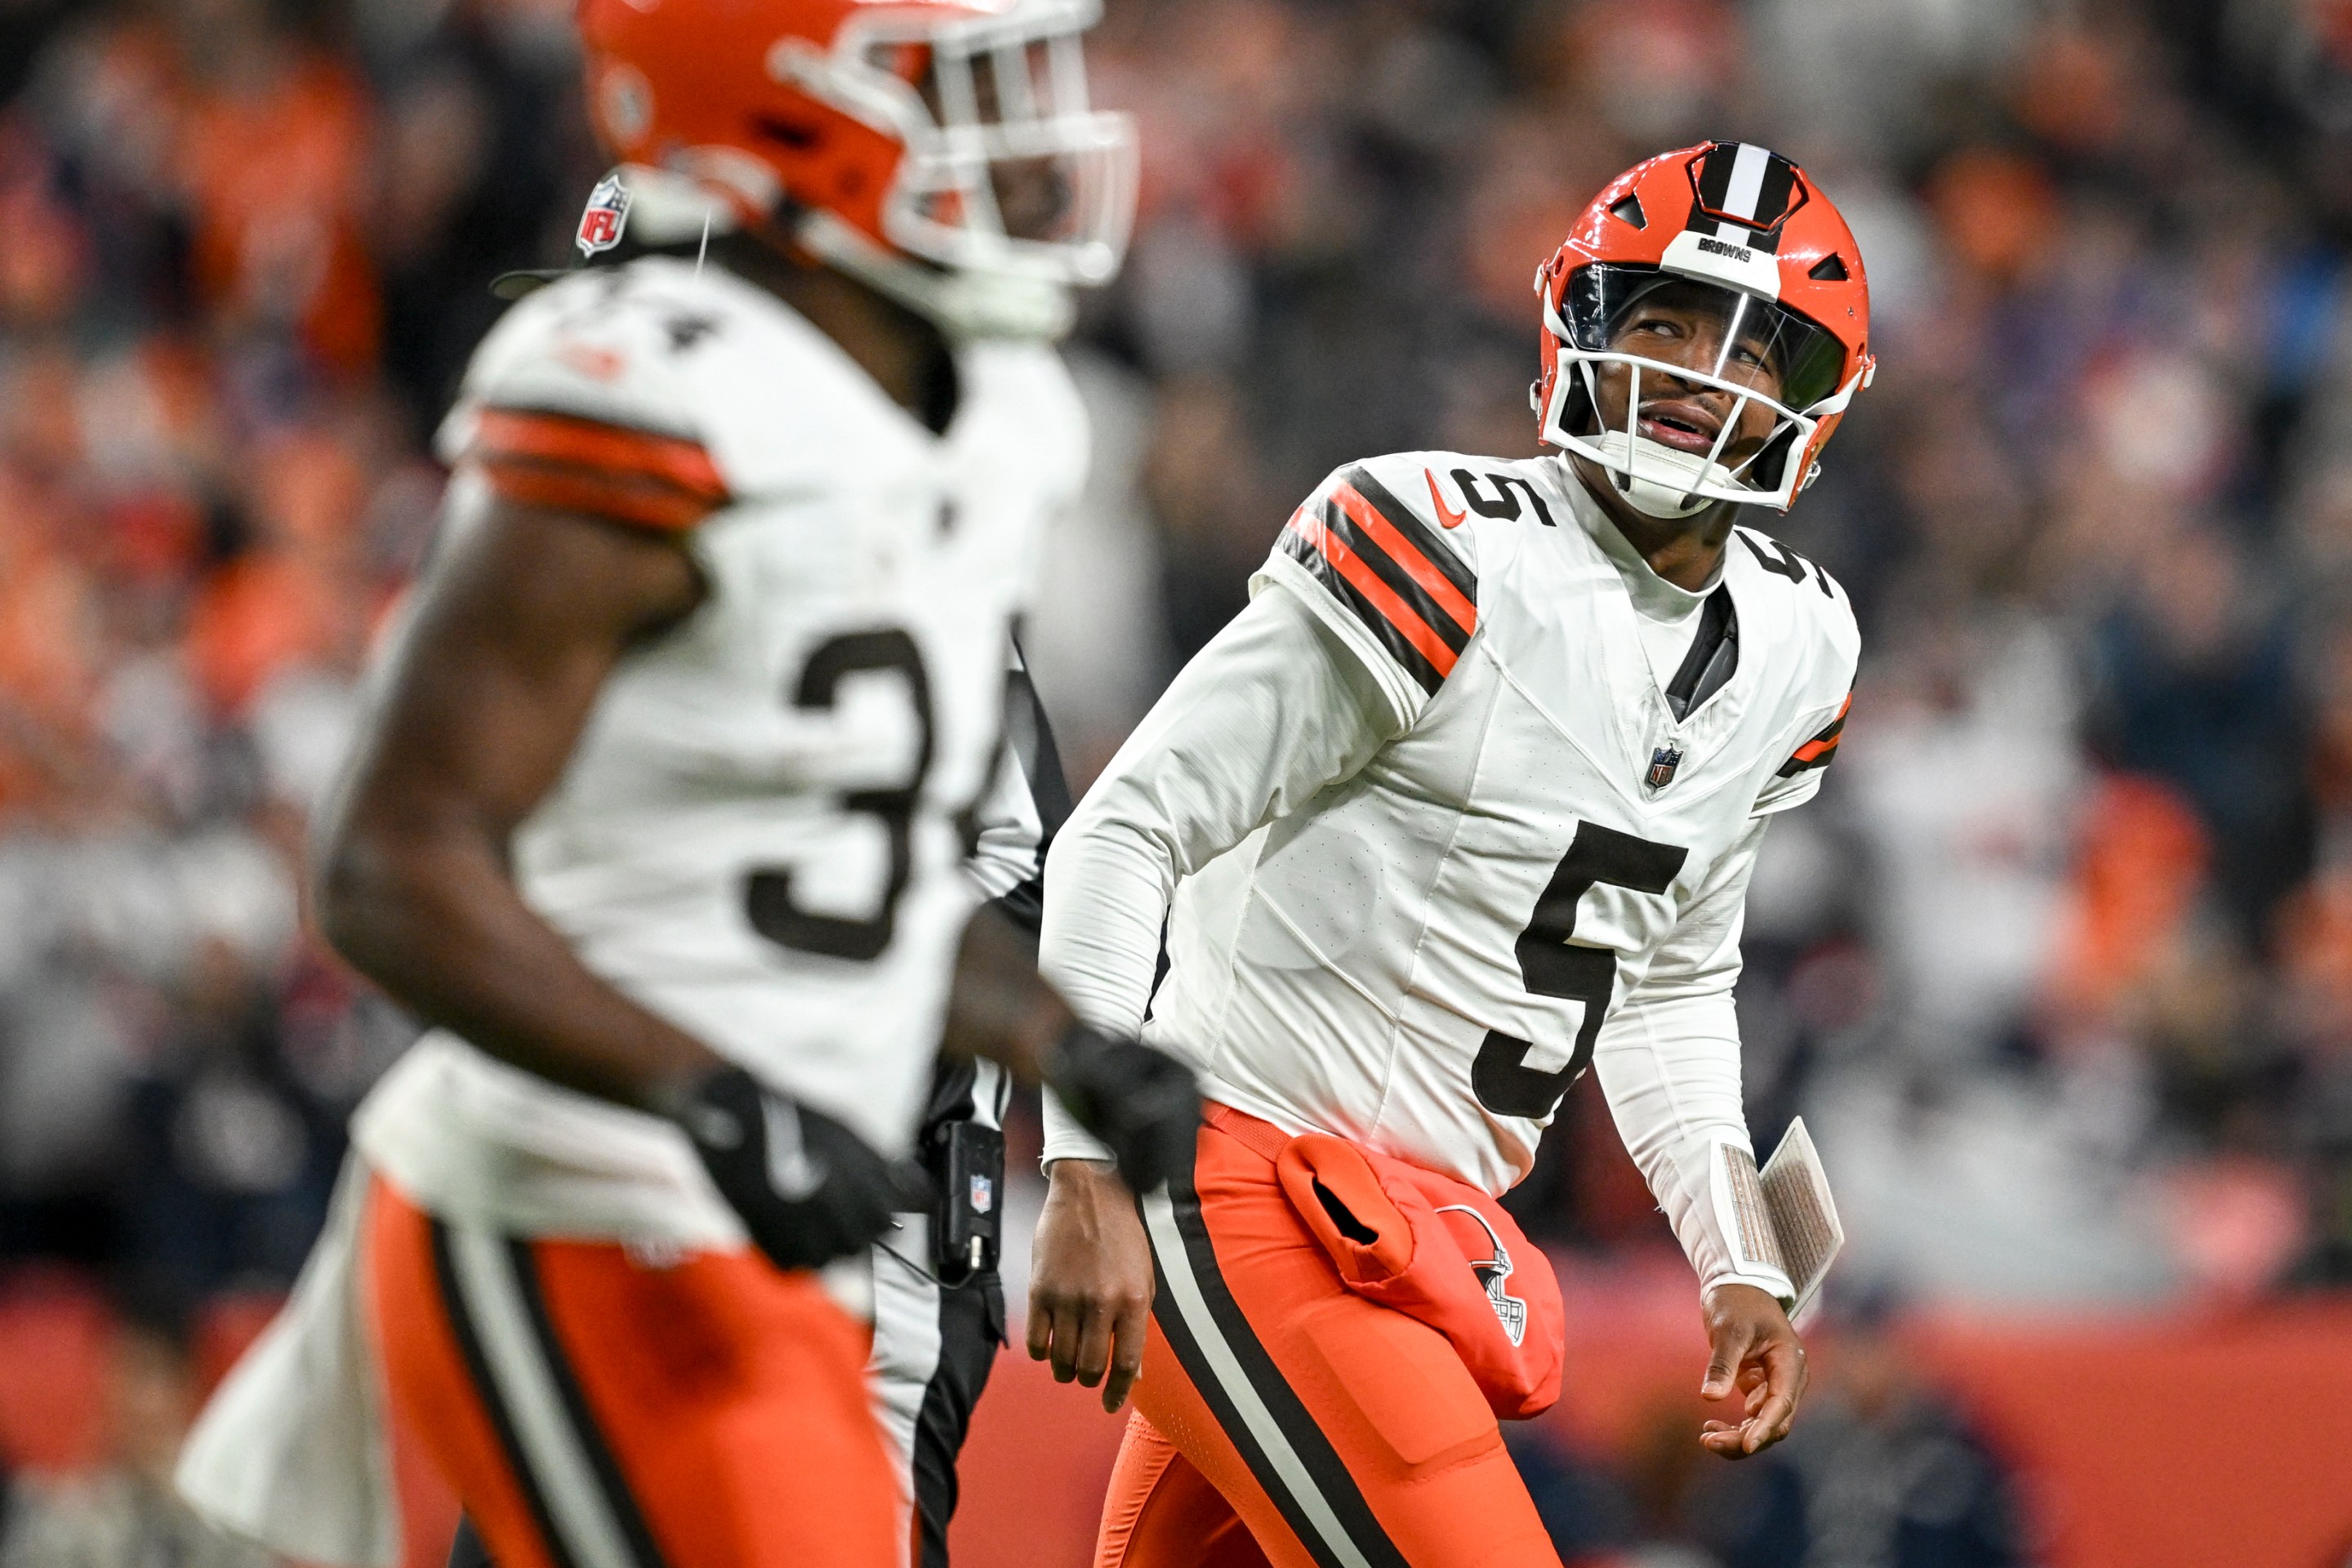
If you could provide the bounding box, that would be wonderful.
[1637,399,1722,456]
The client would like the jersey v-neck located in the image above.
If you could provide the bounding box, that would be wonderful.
[1561,469,1740,719]
[1664,584,1738,719]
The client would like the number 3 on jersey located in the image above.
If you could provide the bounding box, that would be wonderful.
[744,630,934,963]
[1472,822,1687,1118]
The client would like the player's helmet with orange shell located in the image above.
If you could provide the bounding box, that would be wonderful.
[1533,141,1874,517]
[576,0,1137,337]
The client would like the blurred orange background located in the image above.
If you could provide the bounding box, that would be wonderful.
[7,0,2352,1564]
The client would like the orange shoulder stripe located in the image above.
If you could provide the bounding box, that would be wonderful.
[470,408,728,532]
[477,460,715,532]
[473,408,727,501]
[1285,511,1460,679]
[1788,693,1853,764]
[1330,482,1477,637]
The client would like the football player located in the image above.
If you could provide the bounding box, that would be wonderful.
[441,614,1070,1568]
[475,164,1084,1568]
[1031,142,1871,1566]
[174,6,1196,1568]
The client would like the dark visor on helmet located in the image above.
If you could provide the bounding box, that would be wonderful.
[1561,263,1847,412]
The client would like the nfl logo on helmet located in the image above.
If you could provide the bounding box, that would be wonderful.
[576,172,632,257]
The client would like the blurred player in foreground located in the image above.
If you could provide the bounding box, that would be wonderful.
[172,4,1196,1568]
[441,165,1086,1568]
[1032,141,1873,1566]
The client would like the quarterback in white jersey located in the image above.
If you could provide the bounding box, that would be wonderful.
[1031,142,1873,1568]
[174,8,1198,1568]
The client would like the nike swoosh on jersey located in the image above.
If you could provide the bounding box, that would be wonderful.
[1425,469,1468,530]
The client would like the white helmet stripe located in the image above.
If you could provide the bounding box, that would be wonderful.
[1719,140,1771,224]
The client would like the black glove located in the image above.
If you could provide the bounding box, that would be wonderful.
[1045,1023,1201,1194]
[663,1066,932,1272]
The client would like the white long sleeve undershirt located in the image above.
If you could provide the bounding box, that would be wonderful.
[1041,575,1405,1043]
[1038,574,1790,1302]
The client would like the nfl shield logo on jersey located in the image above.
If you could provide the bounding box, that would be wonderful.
[576,173,632,257]
[1646,745,1683,791]
[969,1173,994,1215]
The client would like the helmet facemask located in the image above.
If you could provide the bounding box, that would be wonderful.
[771,0,1137,337]
[1538,265,1864,516]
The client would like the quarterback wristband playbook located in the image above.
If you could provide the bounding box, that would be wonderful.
[1042,1022,1202,1194]
[1708,1117,1845,1325]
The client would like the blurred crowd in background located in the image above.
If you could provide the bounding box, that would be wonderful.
[2,0,2352,1563]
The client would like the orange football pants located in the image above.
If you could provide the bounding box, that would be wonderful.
[364,1176,900,1568]
[1098,1116,1561,1568]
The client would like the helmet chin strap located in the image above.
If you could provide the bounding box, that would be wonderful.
[1594,430,1726,519]
[793,210,1078,343]
[1615,477,1710,521]
[1548,352,1735,520]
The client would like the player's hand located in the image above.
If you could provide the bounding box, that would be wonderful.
[1029,1158,1156,1413]
[662,1065,931,1273]
[1043,1024,1200,1196]
[1698,1282,1807,1459]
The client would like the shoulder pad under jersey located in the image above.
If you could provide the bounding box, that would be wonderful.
[1727,524,1860,809]
[1267,451,1489,703]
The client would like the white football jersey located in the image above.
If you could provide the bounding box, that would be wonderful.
[352,256,1088,1242]
[1041,449,1854,1296]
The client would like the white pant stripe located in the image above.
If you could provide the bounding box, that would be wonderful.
[971,1059,1006,1130]
[868,1222,945,1568]
[1139,1189,1374,1568]
[443,1225,640,1568]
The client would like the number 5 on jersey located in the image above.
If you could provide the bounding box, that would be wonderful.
[1472,822,1687,1118]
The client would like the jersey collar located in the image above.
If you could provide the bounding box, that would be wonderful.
[1557,458,1726,625]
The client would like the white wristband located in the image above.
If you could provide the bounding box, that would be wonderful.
[1040,1088,1116,1169]
[1708,1138,1798,1307]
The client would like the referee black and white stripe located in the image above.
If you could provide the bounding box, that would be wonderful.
[873,632,1069,1568]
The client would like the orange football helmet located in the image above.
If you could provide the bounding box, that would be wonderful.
[576,0,1136,335]
[1533,141,1874,515]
